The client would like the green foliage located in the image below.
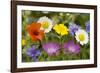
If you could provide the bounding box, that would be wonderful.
[22,10,90,62]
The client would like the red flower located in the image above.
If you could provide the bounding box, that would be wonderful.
[27,22,44,41]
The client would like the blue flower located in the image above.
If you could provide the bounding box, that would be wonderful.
[86,21,90,33]
[26,46,41,61]
[69,23,80,36]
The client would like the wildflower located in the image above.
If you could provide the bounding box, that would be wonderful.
[43,42,60,56]
[86,21,90,33]
[38,16,53,33]
[27,22,44,41]
[53,24,69,36]
[26,46,41,61]
[75,29,89,45]
[63,41,80,54]
[69,23,80,36]
[22,39,26,46]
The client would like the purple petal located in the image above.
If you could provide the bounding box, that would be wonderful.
[86,21,90,33]
[63,41,80,54]
[69,23,81,36]
[26,46,41,60]
[43,42,60,56]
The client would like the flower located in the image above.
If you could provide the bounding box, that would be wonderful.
[26,46,41,61]
[63,41,80,54]
[43,42,60,56]
[27,22,44,41]
[38,16,53,33]
[75,29,89,45]
[53,24,69,36]
[22,39,26,46]
[86,21,90,33]
[69,23,80,36]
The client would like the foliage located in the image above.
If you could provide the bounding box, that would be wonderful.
[22,10,90,62]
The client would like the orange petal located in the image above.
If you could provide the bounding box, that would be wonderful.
[31,22,41,30]
[27,22,41,32]
[30,34,39,41]
[27,22,44,41]
[36,30,44,41]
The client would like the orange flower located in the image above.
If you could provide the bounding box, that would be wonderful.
[27,22,44,41]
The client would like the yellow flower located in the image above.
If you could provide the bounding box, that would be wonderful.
[22,39,26,46]
[53,24,69,36]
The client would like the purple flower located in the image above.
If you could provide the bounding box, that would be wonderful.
[86,21,90,33]
[69,23,80,36]
[26,46,41,61]
[43,42,60,56]
[63,41,80,54]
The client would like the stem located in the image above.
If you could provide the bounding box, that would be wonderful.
[38,40,42,49]
[45,34,48,43]
[60,36,62,45]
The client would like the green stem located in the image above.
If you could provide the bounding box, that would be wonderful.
[45,34,48,43]
[38,40,42,49]
[60,36,62,45]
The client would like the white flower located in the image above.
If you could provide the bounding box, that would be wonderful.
[38,16,53,33]
[75,29,89,45]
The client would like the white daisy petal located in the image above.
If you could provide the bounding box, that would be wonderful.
[38,16,53,33]
[75,29,89,45]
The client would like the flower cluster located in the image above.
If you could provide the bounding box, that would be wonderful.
[26,46,41,61]
[23,15,90,61]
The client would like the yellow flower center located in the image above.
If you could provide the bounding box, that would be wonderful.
[78,34,85,41]
[42,21,49,29]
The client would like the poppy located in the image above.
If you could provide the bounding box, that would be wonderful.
[27,22,44,41]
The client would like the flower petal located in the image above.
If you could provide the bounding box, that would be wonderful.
[27,22,44,41]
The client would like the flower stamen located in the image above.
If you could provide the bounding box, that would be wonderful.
[78,34,85,41]
[42,21,49,29]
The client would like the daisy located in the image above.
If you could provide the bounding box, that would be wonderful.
[75,29,89,45]
[38,16,53,33]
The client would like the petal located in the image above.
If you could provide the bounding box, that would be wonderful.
[30,33,40,41]
[31,22,41,30]
[27,22,43,41]
[27,22,41,32]
[43,42,60,56]
[35,30,44,41]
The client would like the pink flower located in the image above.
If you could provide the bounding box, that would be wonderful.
[43,42,60,56]
[63,41,80,54]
